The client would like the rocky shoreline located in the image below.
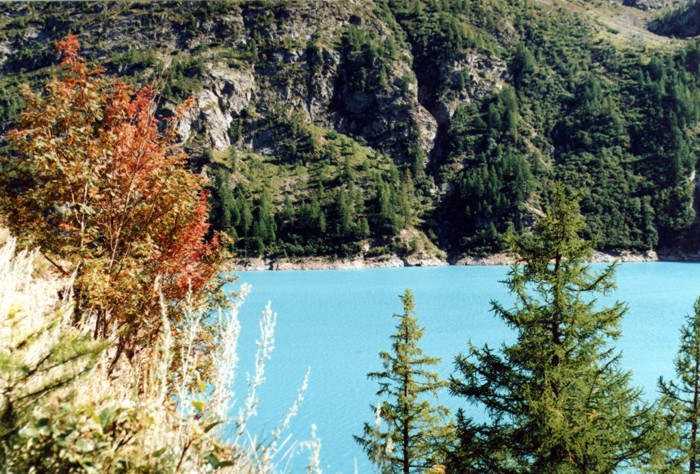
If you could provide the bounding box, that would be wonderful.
[230,249,700,271]
[230,255,443,271]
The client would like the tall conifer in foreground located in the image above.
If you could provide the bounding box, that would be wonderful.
[659,296,700,473]
[450,185,657,473]
[355,289,452,474]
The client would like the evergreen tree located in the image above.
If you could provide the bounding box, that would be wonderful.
[450,185,657,473]
[659,296,700,473]
[336,188,353,237]
[254,189,276,245]
[239,199,253,247]
[376,181,400,235]
[209,169,235,235]
[355,289,452,474]
[343,155,355,183]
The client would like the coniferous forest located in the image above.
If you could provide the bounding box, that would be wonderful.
[0,1,699,473]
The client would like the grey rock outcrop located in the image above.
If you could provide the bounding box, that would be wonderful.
[433,51,509,126]
[178,65,255,150]
[624,0,682,10]
[650,1,700,38]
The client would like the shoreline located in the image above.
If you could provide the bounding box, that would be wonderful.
[230,249,700,271]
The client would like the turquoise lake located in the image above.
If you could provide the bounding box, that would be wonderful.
[226,263,700,473]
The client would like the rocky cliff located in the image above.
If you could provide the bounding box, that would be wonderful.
[650,0,700,38]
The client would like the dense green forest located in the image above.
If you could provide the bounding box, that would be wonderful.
[0,0,698,261]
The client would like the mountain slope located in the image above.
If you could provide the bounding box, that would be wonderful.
[0,0,698,261]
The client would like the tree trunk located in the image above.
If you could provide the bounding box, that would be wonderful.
[691,340,700,474]
[403,323,410,474]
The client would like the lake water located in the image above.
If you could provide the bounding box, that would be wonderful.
[226,263,699,473]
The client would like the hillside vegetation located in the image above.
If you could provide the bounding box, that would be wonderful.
[0,0,699,261]
[0,36,320,472]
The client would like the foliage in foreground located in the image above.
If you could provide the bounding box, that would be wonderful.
[356,289,452,473]
[0,35,226,369]
[0,35,320,473]
[659,296,700,472]
[449,186,663,472]
[0,237,320,472]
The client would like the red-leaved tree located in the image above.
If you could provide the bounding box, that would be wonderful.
[0,35,226,365]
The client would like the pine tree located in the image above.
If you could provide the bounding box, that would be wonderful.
[659,296,700,473]
[376,181,399,235]
[209,169,235,235]
[336,188,353,237]
[450,185,657,473]
[255,189,276,245]
[355,289,452,474]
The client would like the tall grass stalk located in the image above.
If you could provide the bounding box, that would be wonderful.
[236,301,277,437]
[210,283,249,429]
[306,423,322,474]
[0,238,320,472]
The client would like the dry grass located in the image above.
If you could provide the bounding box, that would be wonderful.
[0,237,321,473]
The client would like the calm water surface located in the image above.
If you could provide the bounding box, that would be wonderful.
[226,263,699,473]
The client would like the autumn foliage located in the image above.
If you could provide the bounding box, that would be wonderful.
[0,35,225,359]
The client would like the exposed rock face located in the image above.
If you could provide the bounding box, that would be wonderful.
[0,1,511,169]
[197,89,231,150]
[330,44,428,164]
[209,65,256,116]
[623,0,682,10]
[650,1,700,38]
[432,51,509,126]
[178,66,255,150]
[306,48,341,118]
[232,255,407,270]
[414,105,438,161]
[0,41,11,67]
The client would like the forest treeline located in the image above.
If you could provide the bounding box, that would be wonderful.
[0,1,698,261]
[204,0,700,258]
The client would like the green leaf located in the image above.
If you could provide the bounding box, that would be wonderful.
[19,426,37,438]
[152,447,167,457]
[198,379,207,393]
[192,400,205,412]
[204,421,222,433]
[99,408,114,428]
[207,453,221,468]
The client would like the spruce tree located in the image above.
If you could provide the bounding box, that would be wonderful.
[450,185,656,473]
[355,289,452,474]
[209,169,235,235]
[336,188,353,237]
[659,296,700,473]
